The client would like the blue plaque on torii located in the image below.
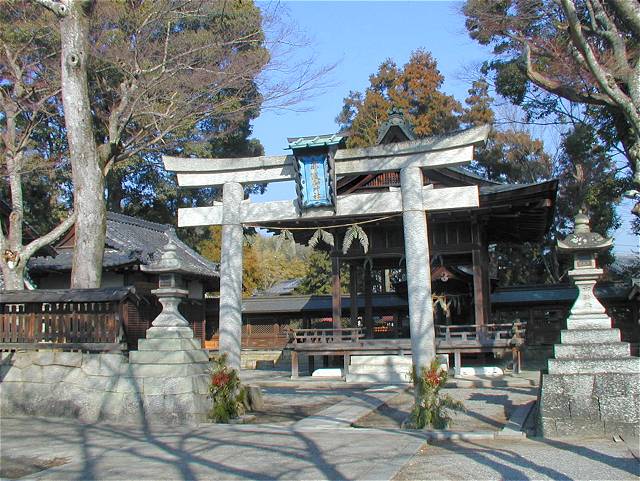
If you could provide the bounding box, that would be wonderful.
[296,154,332,208]
[288,133,344,210]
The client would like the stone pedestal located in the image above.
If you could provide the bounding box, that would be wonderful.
[538,214,640,441]
[128,326,211,425]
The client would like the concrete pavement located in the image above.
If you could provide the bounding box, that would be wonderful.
[1,415,638,480]
[0,416,424,480]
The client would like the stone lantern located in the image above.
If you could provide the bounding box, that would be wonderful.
[140,240,191,335]
[556,211,612,330]
[538,211,639,440]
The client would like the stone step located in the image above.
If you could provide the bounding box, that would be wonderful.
[137,338,202,351]
[345,372,412,383]
[348,364,413,376]
[560,328,621,344]
[556,341,629,359]
[129,349,210,365]
[548,357,640,375]
[349,355,413,366]
[554,342,630,359]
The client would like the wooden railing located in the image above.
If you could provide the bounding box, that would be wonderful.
[1,306,122,350]
[436,322,526,344]
[289,328,364,345]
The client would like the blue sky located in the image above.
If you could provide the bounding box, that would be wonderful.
[250,1,638,255]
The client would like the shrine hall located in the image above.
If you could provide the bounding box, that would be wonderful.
[165,112,566,378]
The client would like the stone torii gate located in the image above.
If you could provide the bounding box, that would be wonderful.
[164,125,490,372]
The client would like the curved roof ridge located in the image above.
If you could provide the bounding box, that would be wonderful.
[106,211,172,233]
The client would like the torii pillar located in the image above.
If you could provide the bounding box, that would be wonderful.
[401,166,436,368]
[219,182,243,370]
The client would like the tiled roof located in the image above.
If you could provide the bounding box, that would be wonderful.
[29,212,219,279]
[287,133,345,150]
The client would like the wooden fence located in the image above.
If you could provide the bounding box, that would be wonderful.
[0,288,206,351]
[1,300,123,351]
[205,323,291,350]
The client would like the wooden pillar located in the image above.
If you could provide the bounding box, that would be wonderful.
[472,219,490,328]
[331,247,342,329]
[364,261,373,338]
[291,351,299,378]
[349,263,358,327]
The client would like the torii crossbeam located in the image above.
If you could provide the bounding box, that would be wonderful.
[164,125,490,373]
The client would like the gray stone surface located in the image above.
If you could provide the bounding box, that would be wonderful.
[401,166,437,371]
[547,357,640,374]
[554,342,630,359]
[561,328,621,344]
[218,181,244,371]
[146,326,194,339]
[1,415,638,481]
[1,327,213,426]
[396,437,639,481]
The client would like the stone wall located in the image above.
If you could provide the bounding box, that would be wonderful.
[0,350,211,426]
[539,371,640,441]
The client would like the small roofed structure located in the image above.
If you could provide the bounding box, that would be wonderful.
[29,211,219,298]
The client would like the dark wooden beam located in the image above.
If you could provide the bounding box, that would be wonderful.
[350,263,358,326]
[331,246,342,329]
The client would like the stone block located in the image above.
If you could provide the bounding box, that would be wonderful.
[569,398,600,420]
[554,343,630,359]
[142,393,209,423]
[559,374,595,397]
[598,395,640,424]
[593,373,640,397]
[554,418,605,438]
[115,376,143,394]
[193,373,211,395]
[95,392,125,419]
[566,314,611,330]
[142,376,196,395]
[561,329,621,344]
[121,392,145,418]
[31,351,55,366]
[99,353,125,371]
[145,326,194,339]
[21,364,44,383]
[83,373,119,392]
[129,349,209,365]
[53,352,83,367]
[539,391,571,418]
[130,363,210,378]
[8,353,32,369]
[548,357,640,375]
[137,338,202,351]
[538,416,557,437]
[0,364,22,382]
[42,365,77,384]
[81,353,127,376]
[604,421,640,442]
[0,382,25,413]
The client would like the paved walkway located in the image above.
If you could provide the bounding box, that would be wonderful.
[395,437,639,481]
[1,415,638,480]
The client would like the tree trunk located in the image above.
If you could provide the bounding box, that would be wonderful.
[59,0,105,288]
[1,264,26,290]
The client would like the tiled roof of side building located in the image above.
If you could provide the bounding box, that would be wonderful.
[29,212,219,279]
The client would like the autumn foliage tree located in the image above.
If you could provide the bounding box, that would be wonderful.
[336,50,462,147]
